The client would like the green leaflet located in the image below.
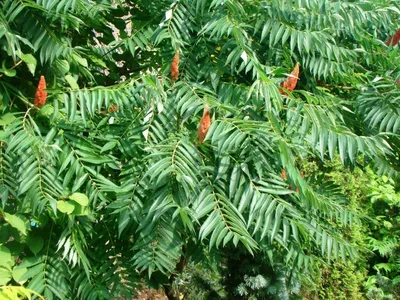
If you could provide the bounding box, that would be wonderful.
[3,213,27,236]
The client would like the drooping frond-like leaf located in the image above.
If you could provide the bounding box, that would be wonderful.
[2,0,400,297]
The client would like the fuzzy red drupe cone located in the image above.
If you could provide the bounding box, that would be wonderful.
[170,51,180,80]
[279,63,300,96]
[385,31,400,84]
[198,105,211,143]
[34,75,47,107]
[386,29,400,46]
[280,169,287,181]
[108,105,119,112]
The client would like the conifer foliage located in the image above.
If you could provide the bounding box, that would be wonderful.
[1,0,400,298]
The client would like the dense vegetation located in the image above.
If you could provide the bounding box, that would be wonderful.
[1,0,400,299]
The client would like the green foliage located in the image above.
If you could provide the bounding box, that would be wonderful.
[298,157,400,299]
[174,261,226,299]
[294,157,369,299]
[0,285,44,299]
[366,286,396,300]
[1,0,400,298]
[221,246,303,299]
[363,170,400,299]
[307,261,366,300]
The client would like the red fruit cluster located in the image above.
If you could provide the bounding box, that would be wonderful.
[386,29,400,46]
[34,75,47,107]
[170,51,179,80]
[108,105,119,112]
[198,105,211,143]
[280,63,300,96]
[281,169,304,193]
[280,169,287,181]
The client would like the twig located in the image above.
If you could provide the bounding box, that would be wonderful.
[0,60,23,78]
[319,83,356,91]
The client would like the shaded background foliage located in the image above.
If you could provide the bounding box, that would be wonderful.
[1,0,400,299]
